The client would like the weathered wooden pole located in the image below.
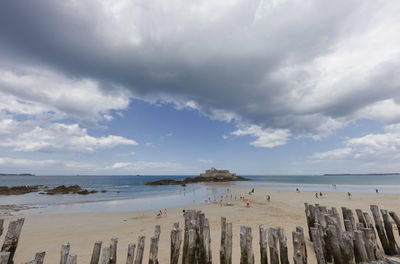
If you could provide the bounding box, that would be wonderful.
[220,217,227,264]
[278,227,289,264]
[0,219,4,237]
[354,230,368,263]
[259,225,268,264]
[184,228,196,264]
[126,243,136,264]
[60,243,70,264]
[325,225,344,264]
[149,237,159,264]
[66,254,77,264]
[149,225,160,264]
[355,209,367,228]
[154,225,161,239]
[240,226,254,264]
[225,222,232,264]
[34,252,45,264]
[292,231,303,264]
[380,209,399,255]
[310,225,325,264]
[0,253,10,264]
[296,226,307,264]
[389,211,400,237]
[203,218,212,264]
[268,227,279,264]
[110,238,118,264]
[134,235,145,264]
[370,205,391,255]
[170,224,182,264]
[1,218,24,264]
[100,247,111,264]
[90,241,102,264]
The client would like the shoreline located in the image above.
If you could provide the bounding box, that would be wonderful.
[2,188,400,263]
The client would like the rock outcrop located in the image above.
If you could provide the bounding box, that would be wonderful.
[0,185,104,195]
[145,168,248,186]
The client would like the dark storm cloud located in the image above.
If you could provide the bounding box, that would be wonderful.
[1,0,400,137]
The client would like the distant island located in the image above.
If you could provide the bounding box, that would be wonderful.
[146,168,248,186]
[324,173,400,176]
[0,173,35,176]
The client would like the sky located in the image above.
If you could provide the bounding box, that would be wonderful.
[0,0,400,175]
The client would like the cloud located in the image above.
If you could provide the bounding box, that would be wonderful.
[222,135,229,140]
[232,125,290,148]
[0,121,137,154]
[0,157,95,169]
[1,0,400,146]
[199,159,213,164]
[110,161,184,171]
[313,124,400,161]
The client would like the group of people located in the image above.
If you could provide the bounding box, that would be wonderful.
[155,208,167,218]
[315,192,328,198]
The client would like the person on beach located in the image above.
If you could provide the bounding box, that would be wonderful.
[296,188,300,192]
[348,192,351,199]
[376,188,379,194]
[319,192,322,197]
[266,194,270,202]
[246,201,250,207]
[156,210,162,218]
[220,199,223,207]
[252,188,255,193]
[315,193,319,198]
[164,208,167,217]
[182,209,186,216]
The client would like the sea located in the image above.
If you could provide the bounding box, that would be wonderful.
[1,174,400,215]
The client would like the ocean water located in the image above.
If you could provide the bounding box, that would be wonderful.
[1,174,400,214]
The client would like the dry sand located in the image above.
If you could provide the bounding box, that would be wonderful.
[2,187,400,264]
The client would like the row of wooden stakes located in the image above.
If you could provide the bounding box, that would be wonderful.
[305,203,400,264]
[2,205,400,264]
[0,209,309,264]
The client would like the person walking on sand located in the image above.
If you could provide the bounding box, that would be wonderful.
[266,194,270,202]
[348,192,351,199]
[376,188,379,194]
[164,208,167,217]
[315,193,319,199]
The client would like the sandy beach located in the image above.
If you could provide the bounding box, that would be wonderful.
[2,187,400,264]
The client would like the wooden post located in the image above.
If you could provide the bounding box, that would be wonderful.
[341,231,354,264]
[184,229,196,264]
[182,210,196,264]
[109,238,118,264]
[354,230,368,263]
[0,253,10,264]
[1,218,24,264]
[34,252,45,264]
[293,231,303,264]
[220,217,227,264]
[126,243,136,264]
[370,205,390,255]
[268,227,279,264]
[60,243,70,264]
[341,207,355,233]
[363,228,377,261]
[66,254,77,264]
[389,211,400,237]
[100,247,111,264]
[380,209,399,255]
[149,236,159,264]
[0,219,3,237]
[310,226,325,264]
[154,225,161,239]
[259,225,268,264]
[326,225,344,264]
[134,235,145,264]
[90,241,102,264]
[296,226,307,264]
[203,218,212,264]
[363,212,378,244]
[278,227,289,264]
[356,209,367,227]
[170,224,182,264]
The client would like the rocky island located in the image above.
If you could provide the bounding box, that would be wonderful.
[145,168,248,186]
